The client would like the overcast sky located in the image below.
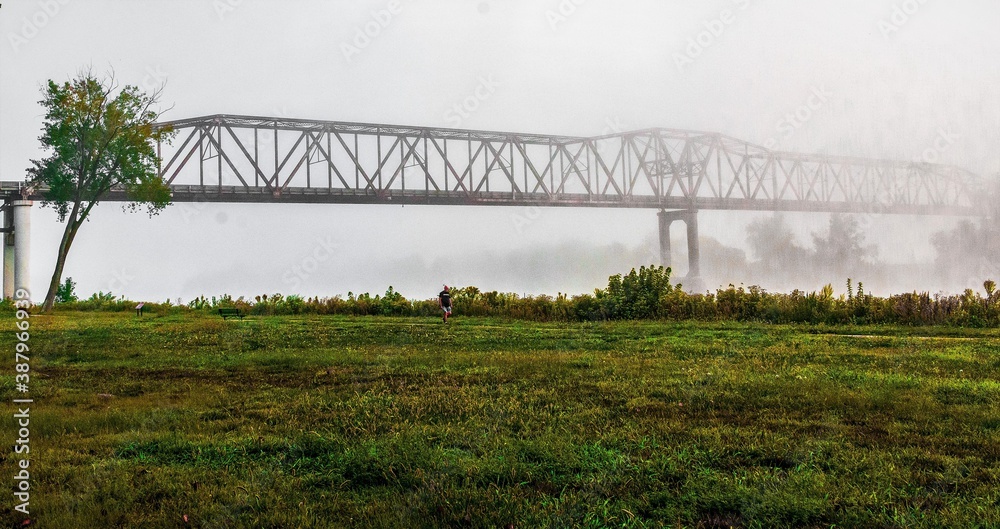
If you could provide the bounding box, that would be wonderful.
[2,0,998,301]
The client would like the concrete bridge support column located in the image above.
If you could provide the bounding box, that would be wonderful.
[3,206,13,299]
[685,210,701,279]
[657,209,702,292]
[657,210,673,268]
[11,200,31,301]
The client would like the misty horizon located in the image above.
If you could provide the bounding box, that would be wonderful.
[2,0,998,303]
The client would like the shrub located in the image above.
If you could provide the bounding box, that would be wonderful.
[55,277,78,303]
[24,270,1000,327]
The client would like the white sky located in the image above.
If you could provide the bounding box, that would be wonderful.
[1,0,998,300]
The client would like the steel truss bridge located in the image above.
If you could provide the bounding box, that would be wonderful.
[0,114,987,296]
[134,115,979,215]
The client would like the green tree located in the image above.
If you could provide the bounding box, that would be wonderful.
[27,71,174,312]
[811,214,877,278]
[746,214,810,274]
[930,175,1000,284]
[55,276,78,303]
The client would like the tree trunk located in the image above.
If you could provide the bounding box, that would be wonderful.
[41,212,81,312]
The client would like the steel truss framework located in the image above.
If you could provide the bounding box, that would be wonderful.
[35,114,988,215]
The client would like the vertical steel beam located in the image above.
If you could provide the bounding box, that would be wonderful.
[424,136,431,193]
[377,133,382,191]
[198,128,205,187]
[217,125,223,190]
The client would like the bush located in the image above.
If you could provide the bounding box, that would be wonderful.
[56,277,78,303]
[596,265,674,320]
[20,270,999,327]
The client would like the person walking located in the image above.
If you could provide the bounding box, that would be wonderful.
[439,285,452,323]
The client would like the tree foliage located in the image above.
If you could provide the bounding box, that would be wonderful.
[28,72,174,217]
[811,214,877,277]
[932,217,1000,284]
[745,213,879,287]
[55,276,78,303]
[746,214,810,273]
[27,71,173,311]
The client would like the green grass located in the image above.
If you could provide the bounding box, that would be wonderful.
[3,312,1000,528]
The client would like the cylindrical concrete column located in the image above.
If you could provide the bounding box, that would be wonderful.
[657,211,672,268]
[3,239,13,300]
[685,210,700,278]
[3,206,13,299]
[12,200,31,301]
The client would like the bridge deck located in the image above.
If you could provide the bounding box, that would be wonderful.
[0,182,975,216]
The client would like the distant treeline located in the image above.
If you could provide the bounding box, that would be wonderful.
[20,266,1000,327]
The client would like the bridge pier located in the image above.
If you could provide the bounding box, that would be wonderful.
[3,206,13,299]
[2,200,31,300]
[657,209,703,292]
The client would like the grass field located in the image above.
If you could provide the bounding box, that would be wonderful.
[3,311,1000,528]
